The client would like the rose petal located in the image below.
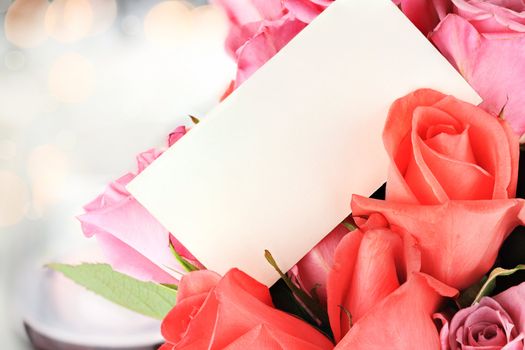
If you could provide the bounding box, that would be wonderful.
[334,273,457,350]
[78,197,181,282]
[425,127,475,163]
[291,223,348,306]
[452,0,525,33]
[432,95,517,200]
[326,229,363,342]
[234,17,306,86]
[168,126,187,147]
[384,89,448,204]
[283,0,326,23]
[95,232,177,283]
[165,269,334,350]
[416,132,495,200]
[351,195,525,289]
[495,282,525,334]
[176,270,222,303]
[397,0,452,34]
[223,324,330,350]
[327,219,421,341]
[431,14,525,136]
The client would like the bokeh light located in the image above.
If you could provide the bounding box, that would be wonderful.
[0,171,29,228]
[189,4,229,44]
[1,0,234,346]
[27,144,69,215]
[144,0,194,47]
[48,52,95,104]
[4,0,49,48]
[45,0,93,43]
[88,0,117,36]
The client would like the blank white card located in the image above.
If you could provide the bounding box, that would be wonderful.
[128,0,481,286]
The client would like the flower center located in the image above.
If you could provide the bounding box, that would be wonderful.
[468,323,507,346]
[480,324,498,340]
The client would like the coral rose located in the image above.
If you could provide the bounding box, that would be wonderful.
[160,269,334,350]
[326,213,457,349]
[384,89,519,205]
[351,195,525,289]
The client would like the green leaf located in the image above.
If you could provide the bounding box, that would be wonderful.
[170,243,199,272]
[473,265,525,304]
[456,276,487,308]
[48,263,178,320]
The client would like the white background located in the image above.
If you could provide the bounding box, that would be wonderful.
[0,0,234,347]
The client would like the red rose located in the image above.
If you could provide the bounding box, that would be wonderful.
[160,269,334,350]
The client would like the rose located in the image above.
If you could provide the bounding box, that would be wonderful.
[326,213,422,342]
[383,89,519,205]
[288,223,349,307]
[363,89,524,290]
[214,1,448,93]
[440,282,525,349]
[159,269,334,350]
[393,0,452,34]
[333,274,457,349]
[78,126,197,283]
[326,213,457,348]
[282,0,332,23]
[431,1,525,136]
[351,194,525,289]
[213,0,306,89]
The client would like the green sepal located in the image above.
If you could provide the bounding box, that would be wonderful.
[473,265,525,304]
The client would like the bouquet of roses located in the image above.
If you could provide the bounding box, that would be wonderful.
[50,1,525,349]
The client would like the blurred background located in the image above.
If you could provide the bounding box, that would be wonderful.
[0,0,234,348]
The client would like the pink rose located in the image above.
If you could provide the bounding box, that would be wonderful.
[213,0,306,88]
[78,126,197,283]
[282,0,332,23]
[440,282,525,349]
[431,0,525,136]
[289,223,349,307]
[215,0,454,93]
[393,0,452,34]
